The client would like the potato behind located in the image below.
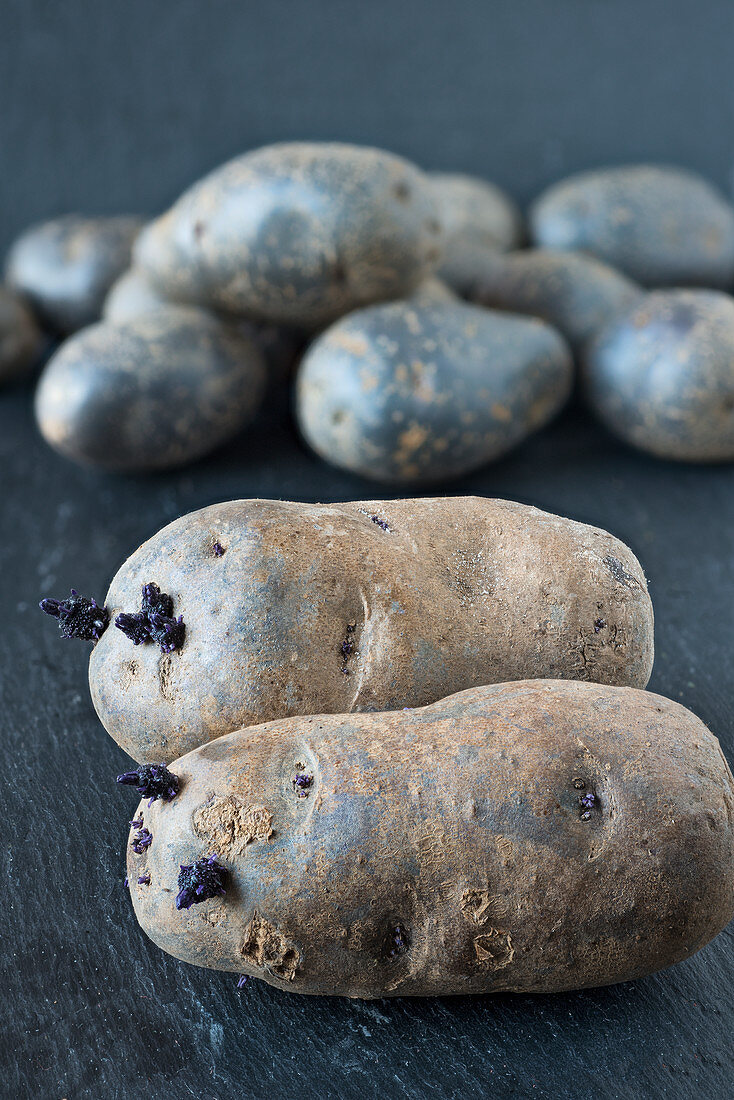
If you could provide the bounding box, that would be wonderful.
[90,496,654,762]
[125,679,734,998]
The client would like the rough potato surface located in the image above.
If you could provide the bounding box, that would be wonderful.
[135,142,443,327]
[90,497,654,762]
[530,165,734,288]
[127,679,734,998]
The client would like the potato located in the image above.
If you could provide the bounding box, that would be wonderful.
[5,215,143,333]
[430,172,524,295]
[530,165,734,288]
[134,142,443,328]
[103,267,171,323]
[124,678,734,998]
[295,298,573,482]
[584,289,734,461]
[35,306,266,471]
[89,496,654,763]
[0,285,44,384]
[468,249,641,352]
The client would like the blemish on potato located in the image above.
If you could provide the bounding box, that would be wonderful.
[241,912,300,980]
[473,929,514,968]
[193,795,273,856]
[461,888,492,926]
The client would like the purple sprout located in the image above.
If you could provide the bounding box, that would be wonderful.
[389,924,410,957]
[213,542,225,557]
[132,826,153,854]
[594,618,607,634]
[176,854,227,910]
[117,763,180,804]
[114,582,186,654]
[236,975,249,989]
[39,590,109,641]
[370,515,390,532]
[293,771,313,799]
[123,875,129,888]
[148,612,186,655]
[130,816,144,829]
[579,792,598,820]
[137,874,151,886]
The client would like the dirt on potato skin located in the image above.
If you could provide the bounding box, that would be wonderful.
[127,679,734,999]
[89,496,654,763]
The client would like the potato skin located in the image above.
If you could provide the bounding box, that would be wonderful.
[530,165,734,288]
[135,142,443,327]
[5,215,143,333]
[90,497,654,763]
[468,249,642,352]
[584,289,734,462]
[0,286,44,384]
[127,679,734,998]
[35,306,266,471]
[295,299,573,483]
[430,172,524,295]
[102,267,171,323]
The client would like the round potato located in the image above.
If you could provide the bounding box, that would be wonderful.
[584,289,734,461]
[135,142,443,327]
[35,306,266,471]
[103,267,171,323]
[430,172,524,295]
[5,214,143,333]
[126,679,734,998]
[0,285,44,384]
[295,298,573,482]
[89,496,654,762]
[469,249,641,352]
[530,165,734,288]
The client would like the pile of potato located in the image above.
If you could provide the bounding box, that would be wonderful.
[39,494,734,998]
[6,142,734,475]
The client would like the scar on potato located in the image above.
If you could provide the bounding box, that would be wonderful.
[473,929,514,968]
[460,888,493,926]
[604,554,640,589]
[193,795,273,855]
[241,912,300,980]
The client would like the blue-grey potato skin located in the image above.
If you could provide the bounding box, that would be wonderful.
[584,289,734,461]
[295,299,573,482]
[126,679,734,998]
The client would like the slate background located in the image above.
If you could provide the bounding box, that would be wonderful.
[1,1,733,1097]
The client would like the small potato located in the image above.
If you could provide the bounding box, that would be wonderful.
[89,496,654,763]
[0,285,44,384]
[35,306,266,472]
[584,289,734,461]
[103,267,171,323]
[468,249,641,352]
[125,679,734,998]
[295,298,573,482]
[135,142,443,327]
[430,172,524,295]
[530,165,734,288]
[5,215,143,333]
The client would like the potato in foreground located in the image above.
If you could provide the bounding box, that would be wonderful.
[296,299,573,482]
[135,142,443,327]
[584,289,734,462]
[125,679,734,998]
[35,306,266,471]
[5,214,143,333]
[530,165,734,288]
[89,497,654,762]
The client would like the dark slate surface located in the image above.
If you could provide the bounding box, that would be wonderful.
[1,379,732,1100]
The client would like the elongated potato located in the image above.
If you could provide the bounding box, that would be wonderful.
[125,679,734,998]
[90,497,654,763]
